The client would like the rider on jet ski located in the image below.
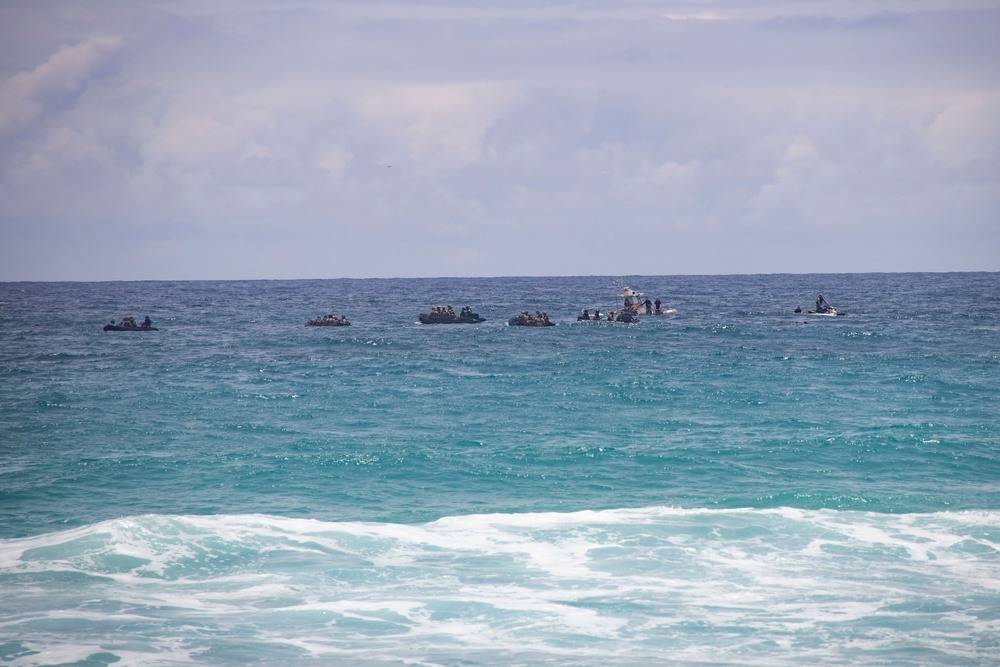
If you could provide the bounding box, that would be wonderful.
[816,293,833,313]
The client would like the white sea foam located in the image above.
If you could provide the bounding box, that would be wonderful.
[2,507,998,665]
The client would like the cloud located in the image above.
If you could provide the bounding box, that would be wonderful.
[0,34,122,135]
[923,95,1000,167]
[0,2,998,279]
[142,108,276,166]
[762,13,903,32]
[746,135,822,224]
[357,83,522,166]
[651,159,702,188]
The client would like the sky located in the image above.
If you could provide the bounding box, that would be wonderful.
[1,0,998,281]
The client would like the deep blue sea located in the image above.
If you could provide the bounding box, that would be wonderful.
[1,273,999,666]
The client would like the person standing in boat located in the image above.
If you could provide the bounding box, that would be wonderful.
[644,297,652,315]
[654,297,661,314]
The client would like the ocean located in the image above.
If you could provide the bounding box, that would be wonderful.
[1,273,998,666]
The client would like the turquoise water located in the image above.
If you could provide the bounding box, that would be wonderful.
[1,273,999,665]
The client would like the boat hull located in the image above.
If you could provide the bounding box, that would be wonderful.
[418,314,485,324]
[103,325,158,331]
[508,319,554,327]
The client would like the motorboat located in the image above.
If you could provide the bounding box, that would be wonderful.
[103,324,158,331]
[418,306,485,324]
[306,315,351,326]
[576,308,637,323]
[508,311,555,327]
[103,316,157,331]
[615,282,678,316]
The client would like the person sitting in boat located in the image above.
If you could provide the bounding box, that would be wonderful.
[141,316,152,328]
[447,305,455,317]
[816,293,832,313]
[578,309,590,321]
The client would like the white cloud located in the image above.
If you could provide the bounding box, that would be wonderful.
[923,95,1000,167]
[0,2,997,279]
[19,126,114,173]
[781,136,820,165]
[0,35,122,135]
[745,135,821,224]
[661,12,730,22]
[316,146,353,182]
[651,159,702,187]
[358,83,522,166]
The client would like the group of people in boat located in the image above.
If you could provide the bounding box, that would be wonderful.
[417,304,485,324]
[106,315,154,330]
[577,308,637,323]
[508,310,554,327]
[106,290,844,332]
[621,295,669,315]
[428,305,476,319]
[306,314,351,326]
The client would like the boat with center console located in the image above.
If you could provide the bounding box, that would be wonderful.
[616,282,678,316]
